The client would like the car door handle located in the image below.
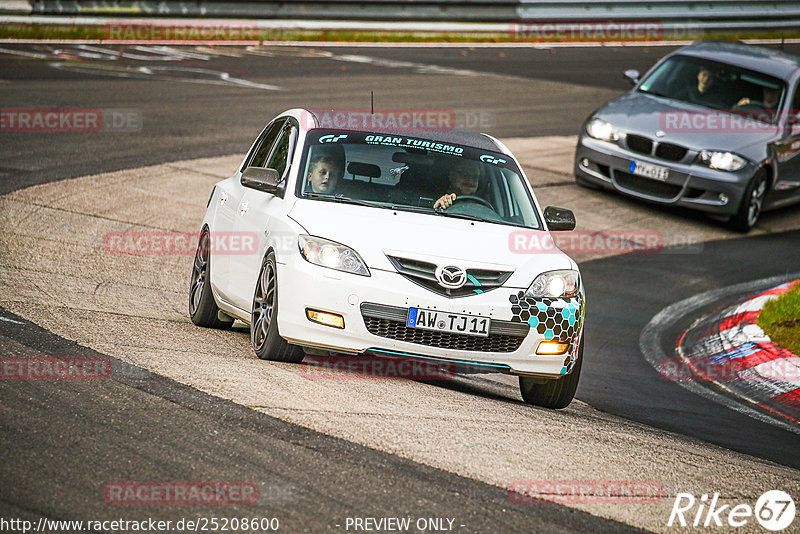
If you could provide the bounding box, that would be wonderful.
[219,190,228,205]
[239,201,248,215]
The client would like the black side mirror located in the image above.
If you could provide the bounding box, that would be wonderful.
[624,69,640,86]
[241,166,282,196]
[544,206,576,231]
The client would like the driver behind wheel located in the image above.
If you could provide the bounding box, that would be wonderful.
[735,85,780,109]
[433,159,482,210]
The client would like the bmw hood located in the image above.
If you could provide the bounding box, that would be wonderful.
[288,199,574,288]
[595,91,779,153]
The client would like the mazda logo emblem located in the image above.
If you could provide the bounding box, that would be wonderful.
[435,265,467,289]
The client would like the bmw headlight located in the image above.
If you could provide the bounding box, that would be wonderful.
[697,150,747,172]
[586,118,619,142]
[526,270,579,298]
[298,235,370,276]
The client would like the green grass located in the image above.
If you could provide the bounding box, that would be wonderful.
[1,23,799,43]
[758,283,800,355]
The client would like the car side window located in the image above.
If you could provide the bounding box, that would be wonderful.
[244,120,285,170]
[266,124,296,179]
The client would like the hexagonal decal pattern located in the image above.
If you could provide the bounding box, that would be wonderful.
[508,292,583,343]
[509,291,584,374]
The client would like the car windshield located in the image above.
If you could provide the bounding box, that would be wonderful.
[638,54,786,123]
[296,130,543,229]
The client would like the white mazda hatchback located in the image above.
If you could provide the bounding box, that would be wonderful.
[190,109,586,408]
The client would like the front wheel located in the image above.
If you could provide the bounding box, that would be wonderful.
[519,341,582,409]
[251,251,303,363]
[729,169,768,233]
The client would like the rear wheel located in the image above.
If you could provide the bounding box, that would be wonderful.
[189,228,234,329]
[519,341,582,409]
[729,169,768,233]
[251,251,303,363]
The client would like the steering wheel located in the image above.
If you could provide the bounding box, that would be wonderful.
[451,195,494,210]
[733,101,767,110]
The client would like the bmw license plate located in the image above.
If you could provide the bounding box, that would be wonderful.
[406,308,489,337]
[629,160,669,182]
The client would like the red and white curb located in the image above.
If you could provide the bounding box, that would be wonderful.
[674,281,800,424]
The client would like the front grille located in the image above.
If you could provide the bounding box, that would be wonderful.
[626,134,653,155]
[387,256,512,298]
[654,142,688,162]
[614,170,682,199]
[626,134,688,163]
[361,302,528,353]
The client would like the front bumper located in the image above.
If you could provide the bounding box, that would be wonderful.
[574,135,755,216]
[276,254,584,378]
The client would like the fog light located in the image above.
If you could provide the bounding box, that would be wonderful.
[581,158,589,167]
[536,341,570,355]
[306,309,344,329]
[718,193,728,204]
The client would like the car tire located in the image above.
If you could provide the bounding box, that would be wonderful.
[729,169,768,233]
[251,251,304,363]
[189,227,234,329]
[519,341,582,409]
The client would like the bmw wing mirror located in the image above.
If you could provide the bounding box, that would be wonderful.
[544,206,576,231]
[624,69,640,86]
[241,166,282,196]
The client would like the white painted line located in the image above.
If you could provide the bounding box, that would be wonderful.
[0,316,25,324]
[639,272,800,434]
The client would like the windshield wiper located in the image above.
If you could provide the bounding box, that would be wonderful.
[392,203,539,229]
[432,209,490,223]
[302,192,380,208]
[390,204,434,213]
[639,88,673,99]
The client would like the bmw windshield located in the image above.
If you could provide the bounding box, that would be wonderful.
[638,55,786,123]
[296,130,543,230]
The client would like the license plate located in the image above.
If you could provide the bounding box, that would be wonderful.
[629,160,669,182]
[406,308,489,337]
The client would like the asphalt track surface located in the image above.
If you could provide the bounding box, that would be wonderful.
[1,43,799,531]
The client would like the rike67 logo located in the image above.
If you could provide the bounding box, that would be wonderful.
[668,490,795,531]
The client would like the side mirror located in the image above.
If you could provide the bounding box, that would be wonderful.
[624,69,640,86]
[241,166,281,196]
[544,206,576,231]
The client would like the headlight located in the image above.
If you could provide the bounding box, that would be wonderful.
[586,118,619,142]
[697,150,747,172]
[526,270,579,298]
[298,235,370,276]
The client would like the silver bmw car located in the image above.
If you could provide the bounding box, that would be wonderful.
[574,41,800,232]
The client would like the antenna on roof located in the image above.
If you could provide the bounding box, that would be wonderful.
[371,91,374,115]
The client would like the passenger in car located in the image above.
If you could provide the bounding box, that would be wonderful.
[306,145,345,194]
[687,66,724,108]
[433,159,482,210]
